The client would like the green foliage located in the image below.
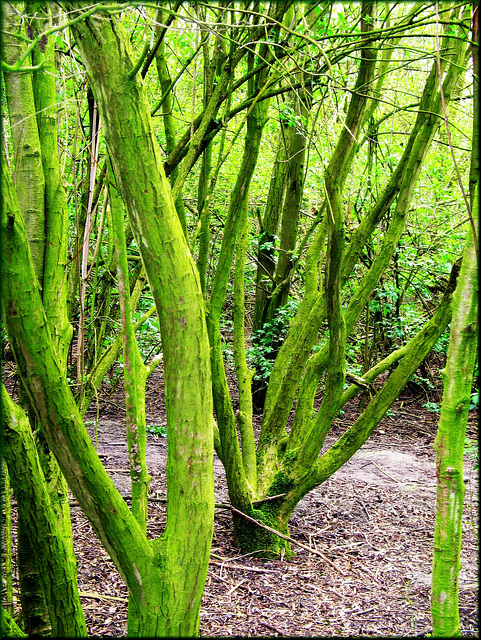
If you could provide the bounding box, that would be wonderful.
[146,423,167,437]
[469,364,479,410]
[411,373,435,390]
[133,309,161,360]
[422,401,440,413]
[247,301,298,383]
[469,391,478,411]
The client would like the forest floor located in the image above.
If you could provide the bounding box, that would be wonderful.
[6,366,479,637]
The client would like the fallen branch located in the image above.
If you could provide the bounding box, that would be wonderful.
[218,503,347,576]
[370,461,402,483]
[78,591,128,604]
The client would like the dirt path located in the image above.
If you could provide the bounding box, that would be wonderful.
[5,364,478,637]
[71,397,479,637]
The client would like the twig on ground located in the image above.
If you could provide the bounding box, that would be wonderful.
[225,578,246,597]
[209,560,277,574]
[79,591,128,604]
[370,461,402,483]
[218,503,347,576]
[260,620,285,635]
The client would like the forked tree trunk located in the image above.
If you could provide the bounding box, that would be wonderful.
[65,7,215,636]
[234,265,460,553]
[227,4,470,557]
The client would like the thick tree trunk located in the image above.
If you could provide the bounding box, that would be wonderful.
[16,522,50,637]
[2,2,45,283]
[3,6,79,631]
[65,7,215,635]
[1,136,208,638]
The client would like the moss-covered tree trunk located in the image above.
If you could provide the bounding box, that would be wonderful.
[229,3,470,557]
[0,608,27,638]
[28,0,72,363]
[2,387,87,637]
[1,112,210,639]
[266,87,309,322]
[2,2,45,283]
[251,134,288,334]
[430,196,478,634]
[155,21,188,237]
[3,4,79,632]
[65,6,215,635]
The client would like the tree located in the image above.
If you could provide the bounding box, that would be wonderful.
[431,6,479,633]
[2,2,214,635]
[202,2,472,554]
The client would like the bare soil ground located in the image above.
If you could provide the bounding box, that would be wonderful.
[6,367,479,637]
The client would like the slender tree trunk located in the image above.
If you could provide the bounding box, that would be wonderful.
[266,88,309,321]
[28,0,72,363]
[155,31,188,236]
[430,191,478,636]
[2,387,87,637]
[233,203,256,490]
[3,465,14,617]
[0,608,27,638]
[108,162,151,530]
[252,135,288,334]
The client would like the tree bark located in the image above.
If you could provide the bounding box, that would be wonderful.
[2,2,45,283]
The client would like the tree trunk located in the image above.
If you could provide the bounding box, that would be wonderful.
[251,134,288,334]
[2,126,209,637]
[108,160,151,532]
[2,2,45,283]
[155,28,188,237]
[2,387,87,637]
[65,7,215,635]
[430,192,478,634]
[0,608,28,638]
[28,0,72,363]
